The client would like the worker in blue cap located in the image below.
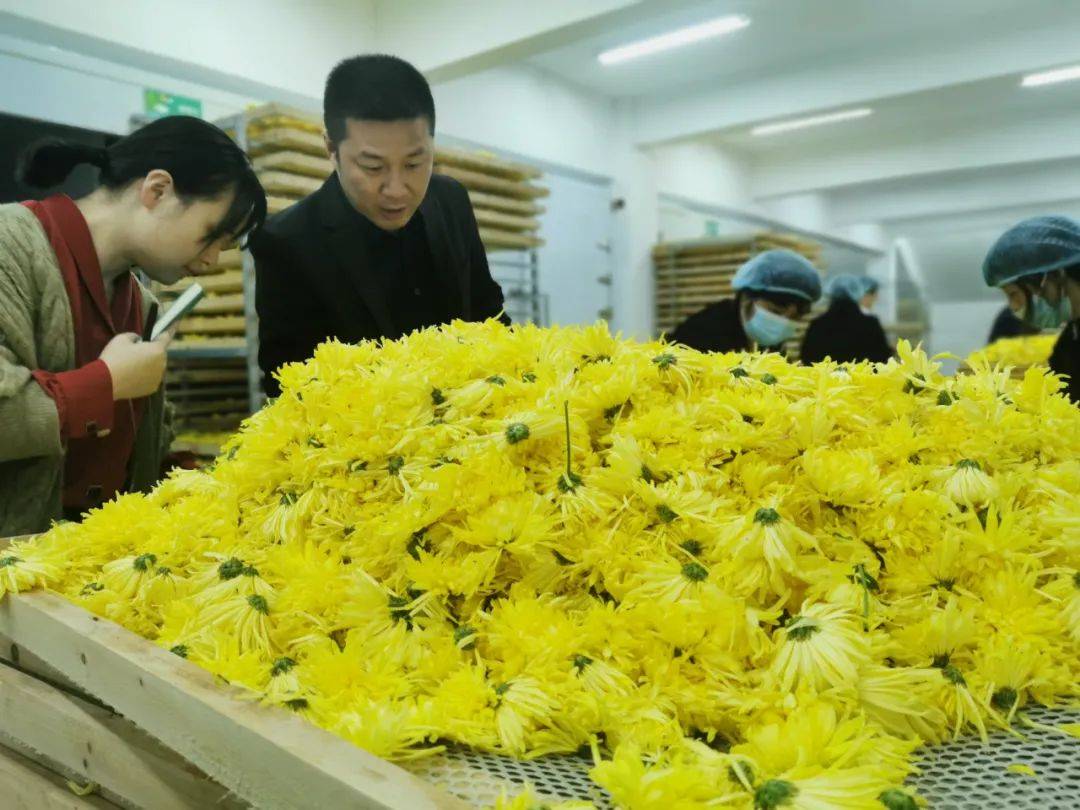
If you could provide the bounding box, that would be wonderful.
[800,274,893,365]
[668,249,821,353]
[982,215,1080,403]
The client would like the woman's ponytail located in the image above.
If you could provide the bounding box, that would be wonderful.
[16,116,265,244]
[16,139,110,188]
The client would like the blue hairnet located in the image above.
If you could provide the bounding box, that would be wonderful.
[982,215,1080,287]
[824,273,867,302]
[732,249,822,302]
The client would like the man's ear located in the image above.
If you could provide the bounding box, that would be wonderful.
[139,169,174,210]
[324,132,337,166]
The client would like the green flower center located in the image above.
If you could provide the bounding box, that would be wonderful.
[785,620,819,641]
[956,459,981,471]
[247,595,269,614]
[218,557,244,580]
[754,508,781,525]
[572,654,593,673]
[557,471,583,493]
[652,352,677,369]
[878,788,918,810]
[754,779,797,809]
[942,664,966,685]
[271,656,297,676]
[656,505,679,523]
[991,686,1018,711]
[682,562,709,582]
[505,422,530,444]
[453,626,477,650]
[680,539,703,557]
[133,553,157,572]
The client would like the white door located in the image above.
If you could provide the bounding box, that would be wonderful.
[536,172,614,326]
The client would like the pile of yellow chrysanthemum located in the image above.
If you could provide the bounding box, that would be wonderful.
[3,321,1078,810]
[966,333,1058,368]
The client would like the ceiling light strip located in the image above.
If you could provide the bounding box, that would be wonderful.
[598,15,750,66]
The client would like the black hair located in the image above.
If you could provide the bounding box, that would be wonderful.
[324,54,435,149]
[741,289,814,317]
[863,278,880,295]
[17,116,266,245]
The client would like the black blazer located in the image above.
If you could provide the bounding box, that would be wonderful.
[251,173,505,394]
[667,298,751,353]
[800,297,893,365]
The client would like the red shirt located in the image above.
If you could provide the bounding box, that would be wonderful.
[23,195,146,511]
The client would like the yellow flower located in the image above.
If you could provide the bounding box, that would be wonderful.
[854,664,948,743]
[494,676,557,756]
[100,553,161,601]
[0,542,64,597]
[800,448,880,507]
[770,603,869,692]
[720,506,819,597]
[751,769,909,810]
[943,459,998,506]
[1,320,1076,802]
[198,592,276,654]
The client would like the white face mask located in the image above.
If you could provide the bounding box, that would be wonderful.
[744,304,797,346]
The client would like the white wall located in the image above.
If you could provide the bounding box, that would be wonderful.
[0,35,259,134]
[649,141,753,211]
[759,192,832,234]
[928,301,1003,373]
[432,65,616,177]
[1,0,373,103]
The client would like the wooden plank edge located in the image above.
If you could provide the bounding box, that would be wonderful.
[0,591,466,810]
[0,663,241,810]
[0,739,120,809]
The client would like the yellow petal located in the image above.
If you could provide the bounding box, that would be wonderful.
[1006,763,1037,778]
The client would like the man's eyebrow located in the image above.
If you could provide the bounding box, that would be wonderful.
[358,151,385,161]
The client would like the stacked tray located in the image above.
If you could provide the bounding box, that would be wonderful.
[160,248,251,436]
[244,103,547,251]
[654,233,824,362]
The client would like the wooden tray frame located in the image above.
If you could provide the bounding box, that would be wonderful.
[0,534,465,809]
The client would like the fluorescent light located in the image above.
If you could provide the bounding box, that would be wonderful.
[751,108,874,137]
[1022,64,1080,87]
[598,15,749,66]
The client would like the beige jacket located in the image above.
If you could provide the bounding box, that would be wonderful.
[0,203,169,537]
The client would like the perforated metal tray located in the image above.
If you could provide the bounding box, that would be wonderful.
[403,705,1079,808]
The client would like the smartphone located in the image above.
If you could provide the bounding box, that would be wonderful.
[151,283,205,341]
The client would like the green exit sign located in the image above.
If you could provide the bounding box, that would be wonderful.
[143,88,203,119]
[705,219,720,236]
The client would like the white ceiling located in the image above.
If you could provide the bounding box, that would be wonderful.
[712,71,1080,157]
[528,0,1044,100]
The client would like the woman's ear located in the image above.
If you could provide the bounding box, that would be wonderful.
[139,169,174,210]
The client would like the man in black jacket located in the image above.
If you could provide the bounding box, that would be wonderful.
[251,55,505,395]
